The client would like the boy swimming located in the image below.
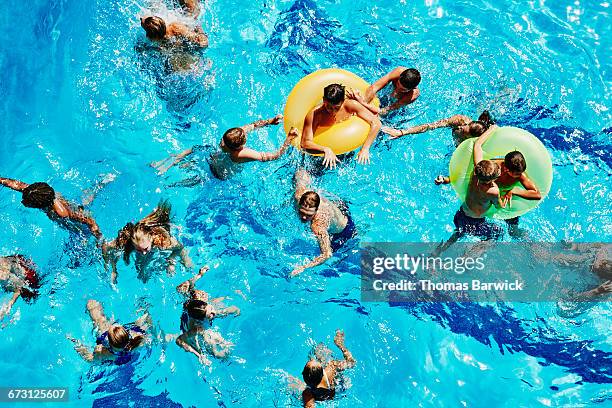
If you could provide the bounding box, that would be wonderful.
[300,84,382,168]
[67,300,151,363]
[140,16,208,48]
[0,255,41,320]
[363,67,421,115]
[102,200,193,284]
[291,169,356,277]
[290,330,356,407]
[0,177,102,239]
[151,115,298,179]
[175,266,240,365]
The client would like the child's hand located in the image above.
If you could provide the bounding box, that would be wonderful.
[287,127,299,141]
[596,280,612,295]
[382,126,403,139]
[334,330,345,347]
[322,148,339,169]
[501,191,513,208]
[269,114,283,125]
[356,148,371,165]
[346,88,364,102]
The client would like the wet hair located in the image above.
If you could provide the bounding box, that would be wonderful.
[474,160,501,182]
[21,182,55,209]
[223,128,247,151]
[108,325,144,351]
[323,84,345,105]
[141,16,166,40]
[504,151,527,173]
[466,121,488,137]
[185,299,210,320]
[299,191,320,210]
[302,360,324,388]
[116,200,172,264]
[477,110,495,128]
[399,68,421,90]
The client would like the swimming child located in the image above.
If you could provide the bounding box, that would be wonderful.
[434,126,504,255]
[175,266,240,365]
[102,200,193,284]
[383,111,494,184]
[151,114,298,179]
[362,67,421,115]
[0,255,41,320]
[291,330,356,407]
[67,300,151,363]
[300,84,382,168]
[291,169,357,277]
[0,177,102,239]
[140,15,208,48]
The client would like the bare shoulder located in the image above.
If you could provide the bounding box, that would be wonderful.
[390,66,407,78]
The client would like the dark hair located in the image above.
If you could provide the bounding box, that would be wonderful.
[141,16,166,40]
[323,84,345,105]
[477,110,495,128]
[21,182,55,209]
[504,151,527,173]
[466,121,488,137]
[399,68,421,90]
[185,299,209,320]
[223,128,247,151]
[302,361,324,388]
[299,191,320,209]
[474,160,501,182]
[116,200,172,264]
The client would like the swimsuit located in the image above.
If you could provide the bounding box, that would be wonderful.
[453,207,503,240]
[330,202,357,252]
[307,369,335,402]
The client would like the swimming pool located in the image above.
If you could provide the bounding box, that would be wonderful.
[1,0,610,406]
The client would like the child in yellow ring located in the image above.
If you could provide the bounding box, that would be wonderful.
[151,115,298,179]
[300,84,382,168]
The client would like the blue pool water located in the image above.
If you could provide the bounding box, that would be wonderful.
[1,0,611,406]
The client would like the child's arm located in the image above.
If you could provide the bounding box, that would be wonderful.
[348,100,382,165]
[473,125,498,165]
[347,88,380,115]
[364,67,404,102]
[300,110,339,169]
[235,128,299,163]
[331,330,356,371]
[215,305,240,317]
[241,114,283,134]
[0,291,21,320]
[573,281,612,300]
[383,115,471,139]
[294,169,311,201]
[150,147,195,175]
[176,266,209,295]
[501,174,542,208]
[290,222,333,277]
[65,206,102,240]
[0,177,28,192]
[167,239,193,275]
[176,331,211,365]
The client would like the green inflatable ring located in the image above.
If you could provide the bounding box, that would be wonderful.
[449,126,553,220]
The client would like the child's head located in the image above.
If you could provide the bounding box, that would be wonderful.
[108,325,130,350]
[474,160,501,185]
[399,68,421,90]
[504,151,527,178]
[323,84,345,114]
[141,16,166,40]
[298,191,320,222]
[457,120,488,138]
[222,128,247,151]
[302,360,324,388]
[21,182,55,209]
[185,299,214,320]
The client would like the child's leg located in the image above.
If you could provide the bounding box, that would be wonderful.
[86,300,112,333]
[202,330,232,359]
[82,172,118,207]
[151,147,195,175]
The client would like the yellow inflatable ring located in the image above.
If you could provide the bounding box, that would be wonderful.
[283,68,380,156]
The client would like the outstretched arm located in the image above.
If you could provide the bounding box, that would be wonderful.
[364,67,404,102]
[241,114,283,133]
[290,221,333,277]
[0,177,28,192]
[573,280,612,300]
[235,127,299,163]
[293,169,311,201]
[473,125,498,165]
[0,291,20,320]
[150,147,195,175]
[66,206,102,240]
[383,115,471,139]
[347,89,380,115]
